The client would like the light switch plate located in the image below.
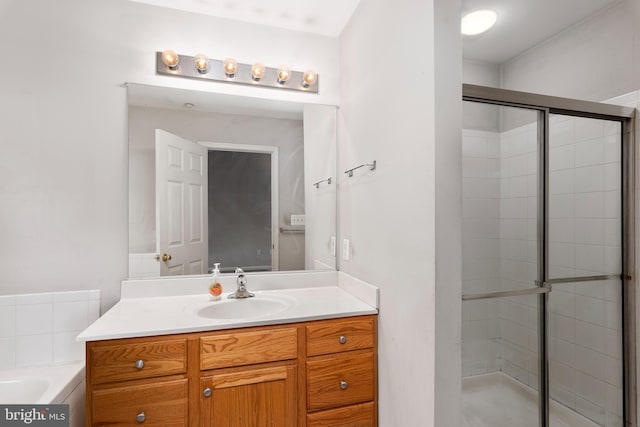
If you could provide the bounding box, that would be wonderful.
[342,239,350,261]
[290,214,306,226]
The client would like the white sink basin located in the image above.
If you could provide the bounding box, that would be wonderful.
[196,296,294,320]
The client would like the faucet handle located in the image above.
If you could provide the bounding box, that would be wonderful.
[237,274,247,287]
[235,267,244,274]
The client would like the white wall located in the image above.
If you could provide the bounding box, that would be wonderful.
[433,0,463,424]
[0,0,339,310]
[500,0,640,102]
[338,0,461,425]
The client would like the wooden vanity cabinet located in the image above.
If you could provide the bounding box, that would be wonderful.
[85,315,377,427]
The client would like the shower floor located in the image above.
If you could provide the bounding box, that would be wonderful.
[462,372,599,427]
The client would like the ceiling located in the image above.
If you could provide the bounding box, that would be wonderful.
[129,0,360,37]
[129,0,622,69]
[462,0,621,64]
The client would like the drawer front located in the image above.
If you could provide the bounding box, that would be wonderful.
[200,327,298,370]
[307,352,375,411]
[307,402,375,427]
[92,378,188,426]
[306,317,374,357]
[90,339,187,384]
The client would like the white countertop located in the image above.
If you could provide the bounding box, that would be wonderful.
[78,272,378,342]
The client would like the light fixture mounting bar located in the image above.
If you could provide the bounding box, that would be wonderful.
[156,52,319,93]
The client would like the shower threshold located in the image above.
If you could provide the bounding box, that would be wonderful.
[462,372,599,427]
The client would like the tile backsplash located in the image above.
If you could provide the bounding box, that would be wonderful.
[0,290,100,369]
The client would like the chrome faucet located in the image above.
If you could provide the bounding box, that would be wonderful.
[228,267,255,299]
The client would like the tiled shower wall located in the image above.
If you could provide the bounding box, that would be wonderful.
[462,129,502,376]
[496,121,539,389]
[463,90,634,425]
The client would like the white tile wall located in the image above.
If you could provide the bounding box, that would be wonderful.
[0,290,100,369]
[462,129,502,377]
[463,92,630,426]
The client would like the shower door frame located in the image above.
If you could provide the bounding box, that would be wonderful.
[462,84,637,427]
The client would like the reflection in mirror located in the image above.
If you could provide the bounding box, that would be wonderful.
[127,84,337,278]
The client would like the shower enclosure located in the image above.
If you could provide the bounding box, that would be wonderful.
[461,85,635,427]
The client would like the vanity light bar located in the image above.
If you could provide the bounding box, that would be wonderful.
[156,51,319,94]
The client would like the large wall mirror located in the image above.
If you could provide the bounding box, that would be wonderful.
[127,83,337,278]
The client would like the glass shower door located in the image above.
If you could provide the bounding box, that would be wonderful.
[462,101,545,427]
[547,114,624,426]
[461,84,634,427]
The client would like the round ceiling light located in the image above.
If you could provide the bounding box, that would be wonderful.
[461,10,497,35]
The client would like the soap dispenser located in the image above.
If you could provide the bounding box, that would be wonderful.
[209,263,223,301]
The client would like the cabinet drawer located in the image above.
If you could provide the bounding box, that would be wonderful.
[306,317,374,356]
[200,327,297,370]
[92,378,188,426]
[307,402,375,427]
[89,338,187,384]
[307,352,374,411]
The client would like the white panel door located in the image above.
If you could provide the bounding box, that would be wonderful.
[155,129,208,276]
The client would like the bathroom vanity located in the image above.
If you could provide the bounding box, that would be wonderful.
[79,272,378,427]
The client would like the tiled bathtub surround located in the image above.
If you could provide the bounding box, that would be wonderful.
[0,290,100,369]
[462,91,631,426]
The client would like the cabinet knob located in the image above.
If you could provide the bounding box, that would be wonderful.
[339,335,347,344]
[136,412,146,423]
[203,387,212,398]
[340,380,348,390]
[135,359,145,369]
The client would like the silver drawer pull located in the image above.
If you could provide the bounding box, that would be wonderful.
[203,387,212,398]
[339,335,347,344]
[340,380,348,390]
[136,412,146,423]
[135,359,145,370]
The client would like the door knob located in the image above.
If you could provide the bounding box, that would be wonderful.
[162,253,172,262]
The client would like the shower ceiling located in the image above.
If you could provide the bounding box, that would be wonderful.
[463,0,621,63]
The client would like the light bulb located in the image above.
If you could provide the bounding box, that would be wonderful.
[302,70,317,88]
[161,50,180,70]
[461,10,497,35]
[223,58,238,77]
[251,63,266,81]
[277,65,291,84]
[194,54,209,74]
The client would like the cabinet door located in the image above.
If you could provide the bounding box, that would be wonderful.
[200,365,296,427]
